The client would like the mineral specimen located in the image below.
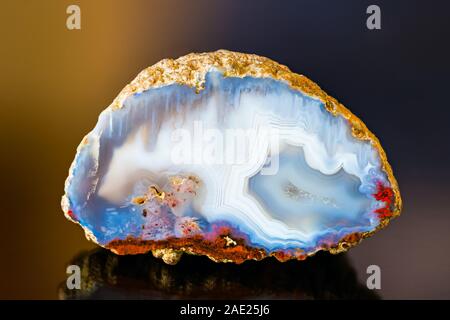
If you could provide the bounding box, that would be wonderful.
[62,50,402,264]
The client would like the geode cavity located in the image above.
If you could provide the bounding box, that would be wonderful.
[62,50,402,264]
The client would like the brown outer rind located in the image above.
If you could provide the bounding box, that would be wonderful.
[62,49,402,262]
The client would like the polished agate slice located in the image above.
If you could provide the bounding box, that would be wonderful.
[62,50,402,264]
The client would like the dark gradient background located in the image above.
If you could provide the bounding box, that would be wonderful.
[1,0,449,299]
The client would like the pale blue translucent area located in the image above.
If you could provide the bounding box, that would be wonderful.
[249,145,374,246]
[66,71,387,250]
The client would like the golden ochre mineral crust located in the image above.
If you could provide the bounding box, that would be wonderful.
[62,50,401,264]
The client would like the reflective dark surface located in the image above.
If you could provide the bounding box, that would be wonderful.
[59,249,378,300]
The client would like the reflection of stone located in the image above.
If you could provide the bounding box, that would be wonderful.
[62,50,402,264]
[59,249,379,300]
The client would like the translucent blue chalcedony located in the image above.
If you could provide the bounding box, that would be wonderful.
[64,70,389,254]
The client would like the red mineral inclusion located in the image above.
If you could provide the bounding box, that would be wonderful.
[66,209,77,222]
[373,181,394,219]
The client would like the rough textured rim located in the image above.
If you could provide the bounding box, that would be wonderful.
[62,49,402,263]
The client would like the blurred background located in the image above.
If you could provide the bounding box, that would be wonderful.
[0,0,449,299]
